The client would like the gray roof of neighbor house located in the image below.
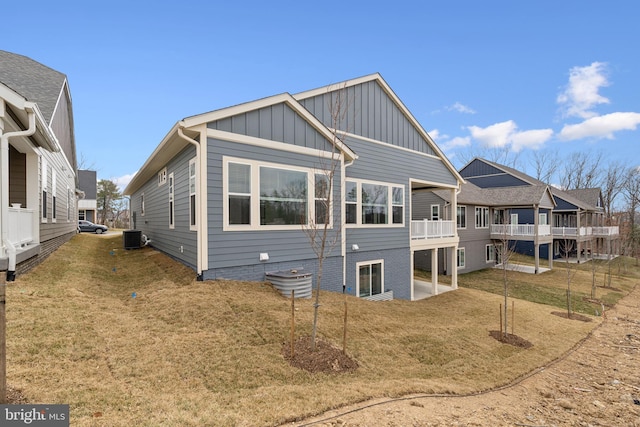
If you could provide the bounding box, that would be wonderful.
[469,158,600,211]
[434,181,555,208]
[0,50,67,124]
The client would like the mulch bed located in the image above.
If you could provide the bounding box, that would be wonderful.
[551,311,593,322]
[488,331,534,348]
[6,386,28,404]
[283,336,359,374]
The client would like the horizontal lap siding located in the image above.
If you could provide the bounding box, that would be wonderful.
[40,148,77,242]
[412,191,445,220]
[130,146,197,270]
[207,137,342,270]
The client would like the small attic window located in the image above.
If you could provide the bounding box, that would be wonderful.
[158,167,167,186]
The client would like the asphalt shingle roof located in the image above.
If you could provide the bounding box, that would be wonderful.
[0,50,66,124]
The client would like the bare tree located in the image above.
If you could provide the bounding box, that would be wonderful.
[530,149,560,184]
[97,179,122,225]
[622,167,640,264]
[303,86,349,351]
[559,238,577,318]
[560,151,603,190]
[494,209,518,337]
[601,161,628,222]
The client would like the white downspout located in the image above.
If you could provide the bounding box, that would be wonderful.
[0,101,37,281]
[177,126,205,279]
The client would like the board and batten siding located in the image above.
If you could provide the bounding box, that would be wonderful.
[206,137,342,271]
[207,102,335,153]
[298,80,436,156]
[130,145,198,269]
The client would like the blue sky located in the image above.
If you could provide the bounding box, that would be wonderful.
[3,1,639,190]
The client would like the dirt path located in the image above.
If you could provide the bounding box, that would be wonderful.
[293,286,640,426]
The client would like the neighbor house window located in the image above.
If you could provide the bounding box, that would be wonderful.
[457,248,465,268]
[486,244,495,263]
[431,204,440,221]
[345,179,404,227]
[41,158,48,221]
[158,167,167,186]
[168,172,175,229]
[457,206,466,229]
[189,158,196,230]
[539,212,548,225]
[357,260,384,298]
[52,171,57,222]
[224,157,326,230]
[475,207,489,228]
[79,210,86,221]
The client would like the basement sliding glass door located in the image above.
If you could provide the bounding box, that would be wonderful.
[358,261,383,297]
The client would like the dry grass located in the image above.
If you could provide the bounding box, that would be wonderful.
[5,233,636,426]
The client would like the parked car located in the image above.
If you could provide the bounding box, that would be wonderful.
[78,220,108,234]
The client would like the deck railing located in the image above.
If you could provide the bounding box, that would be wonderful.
[7,206,35,247]
[490,224,551,237]
[552,226,592,237]
[592,226,619,236]
[411,219,456,240]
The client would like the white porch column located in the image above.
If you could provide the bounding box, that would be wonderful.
[451,245,458,289]
[431,248,438,296]
[534,204,540,274]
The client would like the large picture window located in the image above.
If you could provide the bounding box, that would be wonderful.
[260,167,307,225]
[357,260,384,298]
[224,157,329,230]
[345,179,404,227]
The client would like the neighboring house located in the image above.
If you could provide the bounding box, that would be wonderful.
[77,169,97,222]
[0,50,78,279]
[414,178,556,275]
[429,157,618,275]
[124,73,463,300]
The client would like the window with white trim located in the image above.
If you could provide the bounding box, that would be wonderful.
[41,158,48,221]
[457,247,465,269]
[140,193,145,216]
[539,212,548,225]
[392,187,403,224]
[158,167,167,186]
[314,173,330,225]
[345,181,357,224]
[224,157,329,230]
[431,204,440,220]
[486,244,495,263]
[168,172,175,229]
[189,158,196,230]
[357,260,384,298]
[475,207,489,229]
[344,179,405,227]
[52,171,57,222]
[457,206,466,229]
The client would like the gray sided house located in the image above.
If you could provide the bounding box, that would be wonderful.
[458,158,618,270]
[414,179,556,275]
[77,169,97,222]
[0,50,78,279]
[124,74,463,300]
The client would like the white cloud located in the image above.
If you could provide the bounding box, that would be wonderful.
[428,129,442,141]
[559,112,640,141]
[441,136,472,152]
[557,62,610,119]
[467,120,553,152]
[446,102,476,114]
[511,129,554,152]
[113,172,137,192]
[468,120,518,148]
